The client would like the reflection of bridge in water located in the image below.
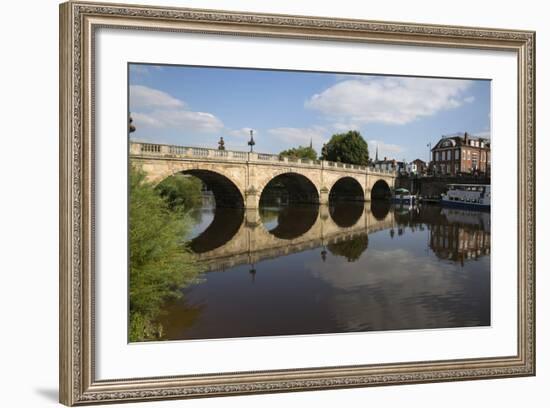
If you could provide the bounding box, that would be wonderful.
[191,203,491,272]
[193,202,396,272]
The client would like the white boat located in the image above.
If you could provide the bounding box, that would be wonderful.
[441,184,490,210]
[392,188,416,205]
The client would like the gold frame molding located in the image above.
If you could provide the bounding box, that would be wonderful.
[59,1,536,405]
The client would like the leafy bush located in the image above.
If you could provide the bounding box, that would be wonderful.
[129,165,202,342]
[155,174,203,211]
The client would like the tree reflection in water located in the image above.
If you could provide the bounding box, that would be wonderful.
[327,233,369,262]
[158,202,492,341]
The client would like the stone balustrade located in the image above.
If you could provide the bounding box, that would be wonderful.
[130,141,397,176]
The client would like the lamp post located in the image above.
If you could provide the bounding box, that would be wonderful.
[248,129,256,153]
[427,142,432,174]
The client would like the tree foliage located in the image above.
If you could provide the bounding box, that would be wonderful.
[279,145,317,161]
[129,165,202,342]
[155,174,203,211]
[321,130,369,165]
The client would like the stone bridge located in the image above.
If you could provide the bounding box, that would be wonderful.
[190,203,396,272]
[130,141,397,209]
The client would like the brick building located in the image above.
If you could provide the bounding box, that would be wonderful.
[430,132,490,176]
[374,157,405,173]
[410,159,428,175]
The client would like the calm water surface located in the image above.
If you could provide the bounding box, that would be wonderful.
[158,202,490,340]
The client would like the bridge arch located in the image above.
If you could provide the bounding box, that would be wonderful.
[371,179,392,200]
[258,172,320,207]
[130,142,398,208]
[329,176,365,203]
[173,169,245,208]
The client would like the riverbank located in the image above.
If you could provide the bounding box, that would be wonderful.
[396,175,491,198]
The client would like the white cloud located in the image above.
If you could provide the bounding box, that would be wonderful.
[129,85,223,134]
[228,127,256,138]
[368,139,405,159]
[305,77,474,125]
[266,126,407,158]
[130,85,185,110]
[267,126,329,147]
[464,95,475,103]
[133,109,223,133]
[331,122,362,132]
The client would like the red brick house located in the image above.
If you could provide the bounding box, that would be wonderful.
[430,132,490,176]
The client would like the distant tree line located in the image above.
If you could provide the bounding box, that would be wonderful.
[279,130,370,166]
[279,145,317,161]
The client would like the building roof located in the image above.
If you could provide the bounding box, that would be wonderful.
[375,158,405,165]
[431,132,490,151]
[412,158,427,164]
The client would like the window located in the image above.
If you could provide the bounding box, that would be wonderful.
[455,164,459,174]
[447,150,451,160]
[472,152,478,169]
[455,149,459,160]
[446,164,451,174]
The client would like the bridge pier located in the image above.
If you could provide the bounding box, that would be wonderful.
[364,187,371,202]
[319,188,329,206]
[245,208,261,227]
[244,189,259,209]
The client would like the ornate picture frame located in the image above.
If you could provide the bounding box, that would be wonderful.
[59,1,535,405]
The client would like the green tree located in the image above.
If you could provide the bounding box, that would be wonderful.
[155,174,203,211]
[279,145,317,161]
[129,164,202,342]
[320,130,369,165]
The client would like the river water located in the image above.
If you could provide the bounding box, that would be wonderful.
[158,201,490,340]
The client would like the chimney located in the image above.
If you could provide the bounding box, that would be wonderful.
[464,132,469,142]
[384,156,387,161]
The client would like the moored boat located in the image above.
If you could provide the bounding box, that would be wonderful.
[392,188,416,205]
[441,184,490,210]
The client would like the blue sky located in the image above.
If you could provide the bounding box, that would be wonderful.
[129,63,490,162]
